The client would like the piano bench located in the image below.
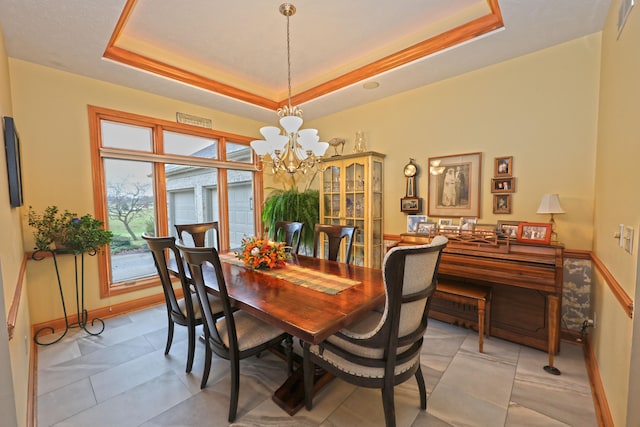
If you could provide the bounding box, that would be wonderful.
[434,281,492,353]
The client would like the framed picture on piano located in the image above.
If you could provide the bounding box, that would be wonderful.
[517,222,552,245]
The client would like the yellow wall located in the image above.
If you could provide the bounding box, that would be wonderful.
[9,59,265,324]
[12,34,603,323]
[592,0,640,425]
[303,34,601,251]
[0,23,31,427]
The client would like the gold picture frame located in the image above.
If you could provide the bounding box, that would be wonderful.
[491,177,515,193]
[493,194,512,214]
[494,156,513,177]
[427,152,482,218]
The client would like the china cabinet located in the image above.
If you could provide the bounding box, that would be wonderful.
[319,152,384,268]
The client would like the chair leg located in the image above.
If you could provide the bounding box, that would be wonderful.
[201,341,212,389]
[302,342,314,410]
[381,384,396,427]
[164,317,174,355]
[228,357,240,422]
[415,365,427,410]
[185,323,196,373]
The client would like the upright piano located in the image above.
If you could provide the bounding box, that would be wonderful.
[398,233,563,355]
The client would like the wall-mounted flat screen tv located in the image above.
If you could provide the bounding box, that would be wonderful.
[3,116,23,207]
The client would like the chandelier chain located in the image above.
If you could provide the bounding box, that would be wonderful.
[250,3,329,176]
[286,10,292,108]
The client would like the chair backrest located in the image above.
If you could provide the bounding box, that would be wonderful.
[378,236,448,354]
[142,233,193,319]
[176,244,236,351]
[175,221,220,249]
[312,224,356,264]
[342,236,448,357]
[274,221,304,254]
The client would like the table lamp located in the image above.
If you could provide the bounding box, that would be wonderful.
[536,193,565,243]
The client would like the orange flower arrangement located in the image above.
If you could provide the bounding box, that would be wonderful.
[236,236,290,269]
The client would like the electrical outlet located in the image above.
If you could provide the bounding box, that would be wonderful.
[624,226,634,254]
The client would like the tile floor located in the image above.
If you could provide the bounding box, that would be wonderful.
[36,305,598,426]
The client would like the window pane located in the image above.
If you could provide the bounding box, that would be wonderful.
[91,108,263,295]
[164,131,218,158]
[101,121,152,151]
[226,142,252,164]
[226,170,255,249]
[104,159,156,283]
[165,164,219,247]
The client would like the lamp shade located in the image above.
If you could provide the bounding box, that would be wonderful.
[536,194,565,214]
[280,115,303,134]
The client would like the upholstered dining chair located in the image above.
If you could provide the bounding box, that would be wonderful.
[273,220,304,254]
[142,233,223,373]
[176,244,293,422]
[175,221,220,249]
[302,236,449,427]
[312,224,357,264]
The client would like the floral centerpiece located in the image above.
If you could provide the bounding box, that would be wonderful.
[236,236,290,269]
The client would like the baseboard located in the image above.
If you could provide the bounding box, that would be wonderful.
[583,334,614,427]
[27,334,37,427]
[30,292,168,335]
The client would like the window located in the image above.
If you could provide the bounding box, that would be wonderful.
[89,106,263,297]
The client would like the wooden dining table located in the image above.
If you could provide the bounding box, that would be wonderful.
[171,251,386,414]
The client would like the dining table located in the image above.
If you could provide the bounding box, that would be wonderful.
[170,251,386,415]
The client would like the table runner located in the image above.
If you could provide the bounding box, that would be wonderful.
[218,252,360,295]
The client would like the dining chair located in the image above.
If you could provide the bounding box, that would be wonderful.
[141,233,223,373]
[302,236,449,427]
[312,224,356,264]
[176,244,293,422]
[175,221,220,248]
[273,220,304,254]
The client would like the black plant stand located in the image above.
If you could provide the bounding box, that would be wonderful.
[32,249,105,346]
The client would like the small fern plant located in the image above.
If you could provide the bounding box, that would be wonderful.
[262,177,319,254]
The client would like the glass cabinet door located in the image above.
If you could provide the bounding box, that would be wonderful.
[319,153,384,268]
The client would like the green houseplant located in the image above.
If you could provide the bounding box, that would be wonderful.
[28,205,113,253]
[261,178,319,253]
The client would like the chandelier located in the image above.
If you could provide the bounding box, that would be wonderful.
[250,3,329,175]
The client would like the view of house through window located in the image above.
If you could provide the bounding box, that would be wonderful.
[90,108,261,295]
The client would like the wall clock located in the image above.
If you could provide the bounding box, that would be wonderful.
[401,159,422,213]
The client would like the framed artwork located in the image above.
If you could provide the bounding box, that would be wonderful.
[427,152,482,218]
[416,221,436,235]
[3,116,23,207]
[459,217,477,231]
[517,222,552,245]
[493,194,512,214]
[437,218,453,227]
[494,156,513,177]
[491,177,515,193]
[400,197,422,213]
[407,215,427,233]
[498,220,520,238]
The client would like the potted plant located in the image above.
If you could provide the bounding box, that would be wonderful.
[261,177,319,254]
[28,205,113,253]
